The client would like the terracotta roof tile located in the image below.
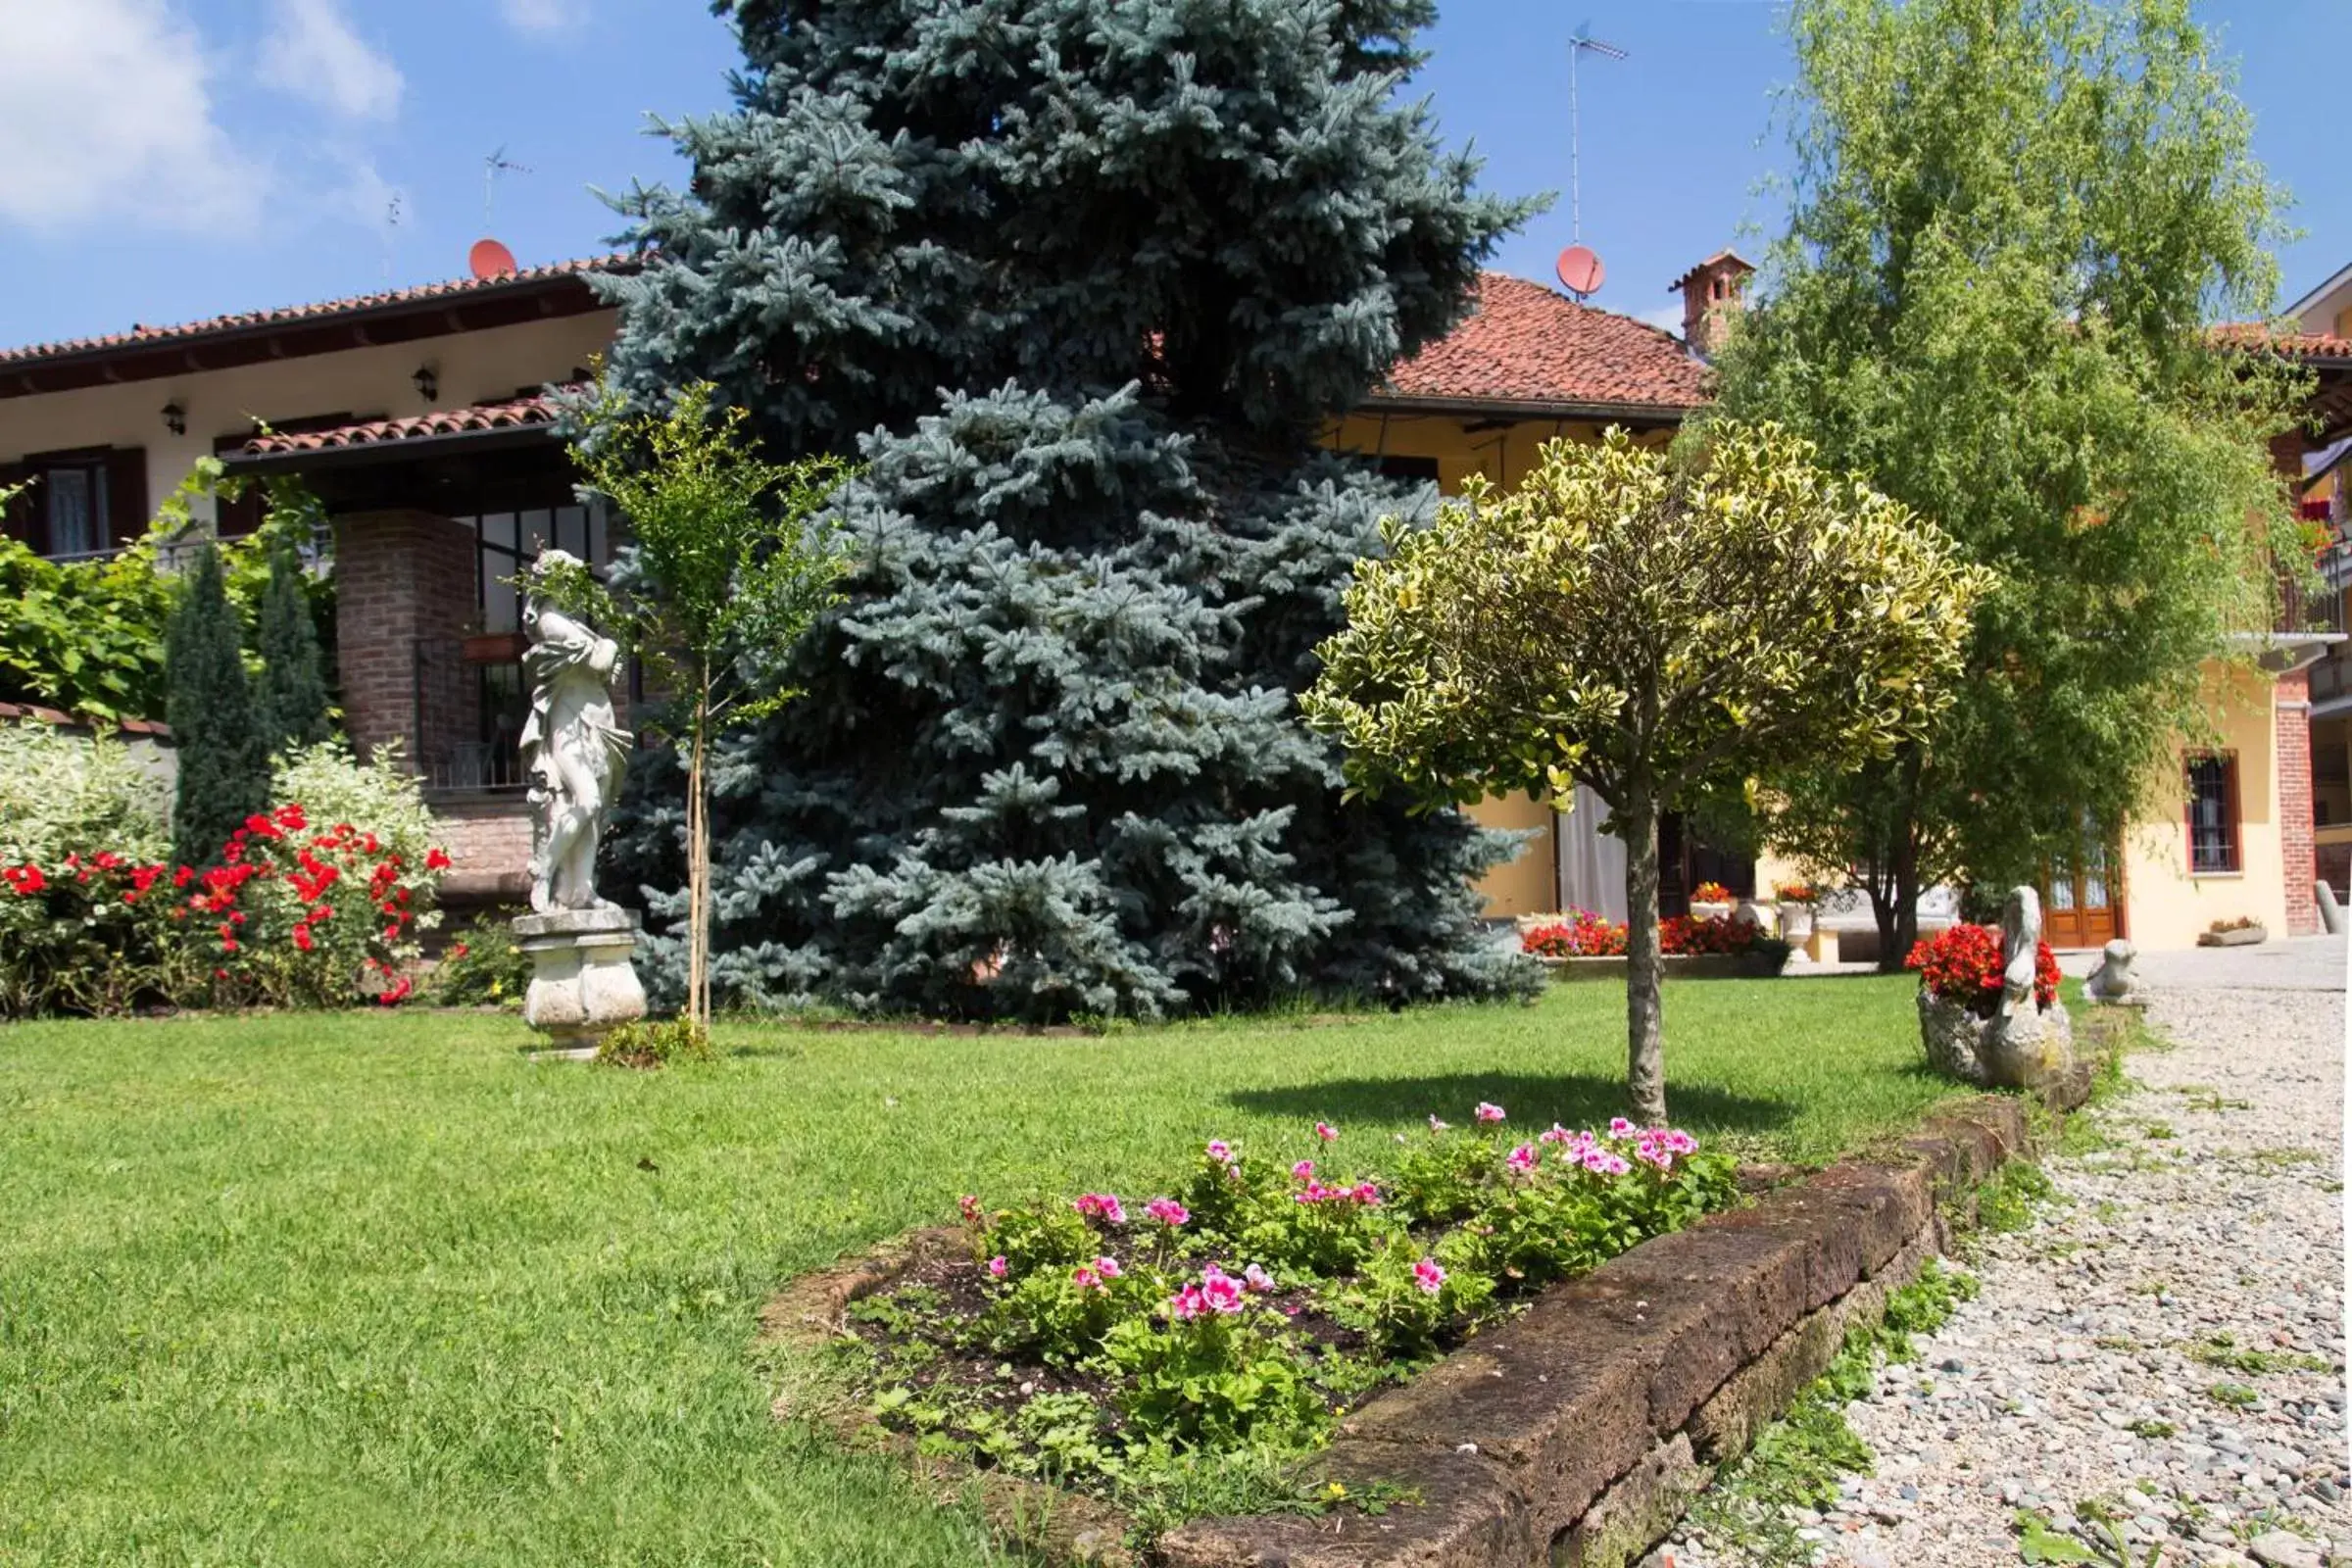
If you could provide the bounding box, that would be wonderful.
[2213,323,2352,362]
[0,255,628,370]
[1375,271,1711,414]
[238,393,564,456]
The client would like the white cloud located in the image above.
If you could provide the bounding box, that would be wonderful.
[260,0,403,121]
[0,0,262,232]
[499,0,583,32]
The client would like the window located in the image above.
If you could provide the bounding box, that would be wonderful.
[1376,454,1442,484]
[0,447,145,561]
[2185,753,2240,875]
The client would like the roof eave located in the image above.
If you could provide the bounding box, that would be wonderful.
[1354,392,1697,426]
[219,420,559,474]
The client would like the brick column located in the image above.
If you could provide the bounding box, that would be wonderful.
[332,510,477,774]
[2277,666,2318,936]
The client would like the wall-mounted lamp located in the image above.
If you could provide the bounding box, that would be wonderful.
[161,400,186,436]
[413,365,439,402]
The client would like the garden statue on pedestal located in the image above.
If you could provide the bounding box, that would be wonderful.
[1911,887,2074,1090]
[512,550,646,1054]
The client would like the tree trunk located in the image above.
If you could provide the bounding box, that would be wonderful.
[1621,787,1668,1124]
[1888,831,1921,971]
[686,682,711,1035]
[1875,750,1926,973]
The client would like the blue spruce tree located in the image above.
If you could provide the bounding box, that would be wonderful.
[598,0,1540,1019]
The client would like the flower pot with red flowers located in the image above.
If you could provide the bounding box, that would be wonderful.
[1904,889,2072,1089]
[1773,881,1819,944]
[1688,880,1736,920]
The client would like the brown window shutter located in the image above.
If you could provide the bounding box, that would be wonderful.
[213,431,264,537]
[104,446,148,550]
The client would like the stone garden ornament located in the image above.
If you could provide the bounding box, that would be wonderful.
[513,550,647,1054]
[2084,938,2144,1006]
[1916,886,2075,1091]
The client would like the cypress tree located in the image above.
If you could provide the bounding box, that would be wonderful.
[598,0,1540,1020]
[256,535,331,755]
[167,543,269,868]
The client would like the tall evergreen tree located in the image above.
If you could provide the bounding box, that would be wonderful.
[597,0,1537,1019]
[256,535,331,755]
[167,544,269,868]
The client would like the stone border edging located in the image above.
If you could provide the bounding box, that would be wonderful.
[1156,1095,2034,1568]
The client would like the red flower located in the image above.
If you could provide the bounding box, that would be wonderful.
[274,803,308,831]
[375,974,414,1006]
[1905,924,2059,1010]
[3,864,46,896]
[424,848,452,871]
[173,865,195,888]
[449,942,469,960]
[292,924,315,953]
[243,813,282,840]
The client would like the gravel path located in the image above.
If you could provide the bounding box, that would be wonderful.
[1678,975,2348,1568]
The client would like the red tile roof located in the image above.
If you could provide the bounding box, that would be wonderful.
[0,700,170,738]
[2212,323,2352,362]
[1373,271,1711,415]
[238,393,562,456]
[0,255,628,371]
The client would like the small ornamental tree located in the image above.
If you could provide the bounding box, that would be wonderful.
[1304,424,1992,1120]
[166,543,270,870]
[256,535,331,754]
[566,379,853,1035]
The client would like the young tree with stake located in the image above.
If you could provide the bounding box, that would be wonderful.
[1304,425,1990,1120]
[566,380,853,1036]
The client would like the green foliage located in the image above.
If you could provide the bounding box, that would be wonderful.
[596,0,1535,1025]
[0,462,331,724]
[594,1017,714,1069]
[256,535,332,752]
[0,723,171,868]
[1304,422,1987,1114]
[426,914,530,1008]
[165,544,269,869]
[1708,0,2306,925]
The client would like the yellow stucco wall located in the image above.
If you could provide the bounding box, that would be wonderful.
[0,311,620,529]
[1319,410,1674,916]
[2120,662,2289,951]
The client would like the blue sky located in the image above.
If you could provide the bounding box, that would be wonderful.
[0,0,2340,353]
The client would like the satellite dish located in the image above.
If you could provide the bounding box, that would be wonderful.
[1556,244,1605,298]
[468,238,518,280]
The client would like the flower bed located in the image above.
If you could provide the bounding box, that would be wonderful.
[1,805,446,1015]
[1521,912,1790,980]
[827,1106,1737,1540]
[1903,922,2058,1016]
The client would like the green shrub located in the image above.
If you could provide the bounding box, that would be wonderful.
[0,723,171,867]
[428,913,530,1007]
[593,1018,711,1068]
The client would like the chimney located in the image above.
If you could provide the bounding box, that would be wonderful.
[1670,250,1755,358]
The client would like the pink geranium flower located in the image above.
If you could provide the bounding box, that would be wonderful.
[987,1255,1007,1278]
[1169,1284,1207,1321]
[1351,1181,1382,1205]
[1607,1117,1635,1139]
[1505,1143,1537,1175]
[1314,1121,1339,1143]
[958,1194,984,1226]
[1474,1102,1505,1123]
[1145,1197,1190,1227]
[1073,1193,1127,1226]
[1665,1129,1697,1155]
[1427,1115,1450,1133]
[1199,1266,1245,1314]
[1413,1257,1446,1294]
[1539,1123,1574,1146]
[1243,1263,1276,1293]
[1204,1139,1236,1165]
[1095,1255,1122,1279]
[1292,1159,1316,1181]
[1072,1263,1103,1290]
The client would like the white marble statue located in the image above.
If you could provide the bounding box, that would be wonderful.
[519,550,631,914]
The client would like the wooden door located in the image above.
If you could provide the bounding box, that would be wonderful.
[2044,839,2122,949]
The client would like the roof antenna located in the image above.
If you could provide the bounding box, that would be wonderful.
[1556,24,1627,301]
[382,190,403,284]
[483,145,532,229]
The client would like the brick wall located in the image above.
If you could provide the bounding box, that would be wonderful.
[427,793,533,906]
[332,510,478,770]
[2277,666,2318,936]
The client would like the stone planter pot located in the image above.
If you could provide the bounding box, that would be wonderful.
[1917,988,2075,1090]
[2196,924,2267,948]
[1689,901,1734,921]
[1778,905,1815,944]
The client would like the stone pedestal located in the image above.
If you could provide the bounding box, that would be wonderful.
[514,907,647,1057]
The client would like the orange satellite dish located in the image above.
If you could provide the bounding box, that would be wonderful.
[468,238,518,279]
[1556,244,1604,298]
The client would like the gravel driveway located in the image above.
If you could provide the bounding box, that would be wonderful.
[1680,941,2348,1568]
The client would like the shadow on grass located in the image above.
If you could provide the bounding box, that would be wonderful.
[1226,1071,1798,1138]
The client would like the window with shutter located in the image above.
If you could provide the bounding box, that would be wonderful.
[7,446,146,560]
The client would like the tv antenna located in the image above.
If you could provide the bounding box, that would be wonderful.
[1567,25,1627,246]
[483,145,532,227]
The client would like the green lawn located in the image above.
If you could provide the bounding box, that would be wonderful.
[0,975,1960,1567]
